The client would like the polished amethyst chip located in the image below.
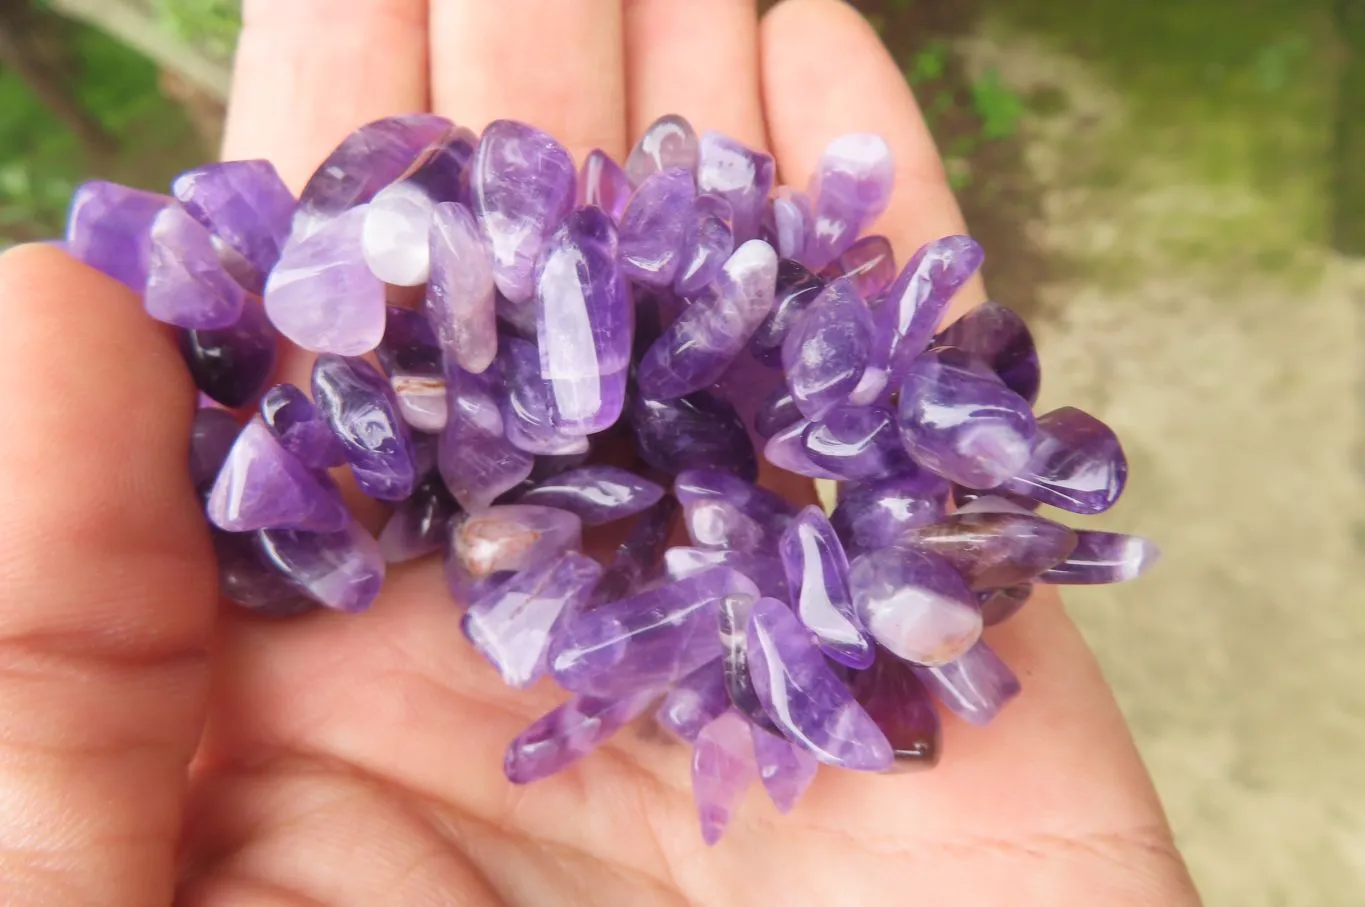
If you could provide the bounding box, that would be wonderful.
[376,307,448,434]
[259,383,347,469]
[912,640,1020,726]
[515,466,663,526]
[206,418,348,533]
[805,134,895,269]
[255,520,386,613]
[782,277,874,421]
[779,506,874,669]
[579,149,632,221]
[935,299,1041,405]
[145,206,247,329]
[657,660,729,743]
[852,655,941,770]
[997,406,1128,514]
[626,114,700,185]
[899,510,1078,591]
[630,390,758,483]
[696,132,774,244]
[179,302,278,408]
[173,159,295,292]
[617,167,695,288]
[312,354,418,501]
[65,180,170,291]
[750,258,825,367]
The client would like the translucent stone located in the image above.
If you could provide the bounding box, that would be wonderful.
[189,407,240,491]
[912,641,1020,726]
[446,504,582,602]
[749,259,824,367]
[378,475,460,563]
[629,391,758,483]
[896,346,1036,489]
[535,207,632,433]
[874,235,984,385]
[464,552,603,688]
[206,418,347,533]
[692,710,759,845]
[179,302,278,408]
[618,167,696,288]
[847,547,982,666]
[211,528,312,616]
[1038,531,1160,584]
[255,520,386,613]
[497,337,591,456]
[829,470,951,555]
[754,386,803,439]
[763,420,842,480]
[505,691,656,784]
[802,404,911,480]
[821,234,896,300]
[636,239,779,399]
[745,596,893,770]
[591,497,681,605]
[998,406,1129,514]
[936,299,1041,404]
[674,193,734,297]
[626,114,700,185]
[265,205,386,355]
[579,149,632,221]
[438,366,535,511]
[852,656,941,770]
[779,506,874,668]
[716,593,781,734]
[664,547,790,601]
[751,726,819,813]
[782,277,874,421]
[674,469,796,553]
[427,201,498,374]
[765,187,812,262]
[144,206,246,329]
[805,133,895,269]
[312,354,418,501]
[697,132,775,244]
[657,660,728,743]
[65,180,171,290]
[515,466,663,526]
[173,159,295,293]
[375,307,447,433]
[900,511,1077,590]
[471,120,577,304]
[259,383,347,469]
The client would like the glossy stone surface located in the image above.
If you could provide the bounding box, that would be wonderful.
[637,240,779,399]
[427,201,498,374]
[65,180,170,290]
[874,235,984,382]
[259,383,347,469]
[746,596,893,771]
[535,207,632,432]
[629,391,758,483]
[675,193,734,297]
[1039,531,1160,584]
[821,234,895,300]
[505,692,655,783]
[579,149,631,221]
[780,506,874,668]
[446,504,582,602]
[207,419,348,532]
[255,520,386,613]
[852,656,941,770]
[656,660,728,742]
[618,167,695,287]
[754,386,803,439]
[751,726,819,814]
[464,552,603,688]
[515,466,663,525]
[696,132,774,243]
[592,496,681,605]
[717,593,781,734]
[782,278,874,421]
[189,407,240,491]
[312,354,418,500]
[438,366,535,511]
[373,307,446,433]
[173,159,295,292]
[912,640,1020,726]
[750,259,825,367]
[998,406,1129,514]
[765,187,812,261]
[829,470,951,554]
[802,404,910,481]
[763,420,841,479]
[805,134,894,269]
[549,567,759,697]
[625,114,700,185]
[664,547,790,601]
[145,206,246,329]
[265,205,386,355]
[692,710,759,845]
[472,120,577,304]
[900,511,1077,591]
[498,337,590,456]
[674,469,796,553]
[978,584,1032,626]
[897,346,1037,489]
[378,474,460,563]
[847,547,983,666]
[936,299,1041,404]
[212,528,312,616]
[179,302,278,408]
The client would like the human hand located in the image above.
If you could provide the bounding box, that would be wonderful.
[0,1,1202,904]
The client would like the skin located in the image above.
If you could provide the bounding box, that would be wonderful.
[0,1,1204,904]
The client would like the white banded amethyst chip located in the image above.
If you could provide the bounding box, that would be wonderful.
[207,419,348,533]
[505,691,655,784]
[1038,531,1160,584]
[848,547,983,667]
[626,114,700,185]
[697,132,774,244]
[173,159,295,291]
[805,133,895,269]
[145,206,246,329]
[472,120,577,304]
[312,354,418,501]
[997,406,1128,514]
[675,469,796,553]
[65,180,170,290]
[802,404,911,481]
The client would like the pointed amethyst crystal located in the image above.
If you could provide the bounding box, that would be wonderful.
[752,726,819,813]
[848,547,982,666]
[206,419,348,533]
[65,180,170,291]
[145,206,247,329]
[997,406,1129,514]
[779,506,875,669]
[805,134,894,269]
[692,710,759,845]
[312,354,418,500]
[782,278,874,421]
[173,159,295,292]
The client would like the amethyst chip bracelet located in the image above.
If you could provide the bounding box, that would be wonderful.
[64,112,1158,845]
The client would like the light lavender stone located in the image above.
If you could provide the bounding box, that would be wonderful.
[438,366,535,511]
[751,726,819,814]
[805,133,895,270]
[697,132,775,243]
[173,159,295,293]
[692,710,759,846]
[65,180,170,290]
[144,206,246,329]
[848,547,983,667]
[206,419,348,533]
[912,640,1021,726]
[625,114,700,185]
[255,520,386,613]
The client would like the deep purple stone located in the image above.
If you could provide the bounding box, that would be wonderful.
[427,201,498,374]
[852,655,941,770]
[179,302,278,408]
[590,496,681,605]
[829,470,951,555]
[189,407,240,492]
[745,596,893,771]
[847,547,982,666]
[805,134,894,269]
[998,407,1129,514]
[820,234,896,300]
[472,120,577,304]
[763,419,841,479]
[936,299,1041,405]
[1038,531,1160,584]
[752,726,819,814]
[206,419,348,533]
[665,547,790,601]
[782,278,874,421]
[376,307,447,433]
[255,520,386,613]
[692,709,759,845]
[802,404,911,480]
[657,660,729,743]
[874,235,984,384]
[312,354,418,501]
[629,391,758,483]
[717,593,782,734]
[438,365,535,511]
[505,692,656,784]
[897,346,1037,489]
[211,528,313,616]
[978,584,1032,626]
[515,466,663,526]
[65,180,170,290]
[618,167,696,288]
[749,259,825,368]
[145,206,247,329]
[780,506,875,668]
[464,552,603,688]
[378,474,460,563]
[754,386,803,439]
[173,159,295,292]
[497,337,589,456]
[697,132,775,244]
[675,193,734,297]
[626,114,700,185]
[579,149,632,222]
[446,504,582,602]
[259,383,347,469]
[912,640,1020,726]
[900,511,1077,590]
[674,469,796,553]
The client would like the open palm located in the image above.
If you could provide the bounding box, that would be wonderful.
[0,1,1201,904]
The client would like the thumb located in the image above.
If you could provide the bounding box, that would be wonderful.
[0,245,217,905]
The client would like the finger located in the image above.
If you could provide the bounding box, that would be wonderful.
[761,0,986,325]
[0,246,217,906]
[624,0,767,149]
[223,0,429,188]
[430,0,627,161]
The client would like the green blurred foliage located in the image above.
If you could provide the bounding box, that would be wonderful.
[153,0,241,59]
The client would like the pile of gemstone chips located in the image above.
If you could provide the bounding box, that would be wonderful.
[62,112,1158,844]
